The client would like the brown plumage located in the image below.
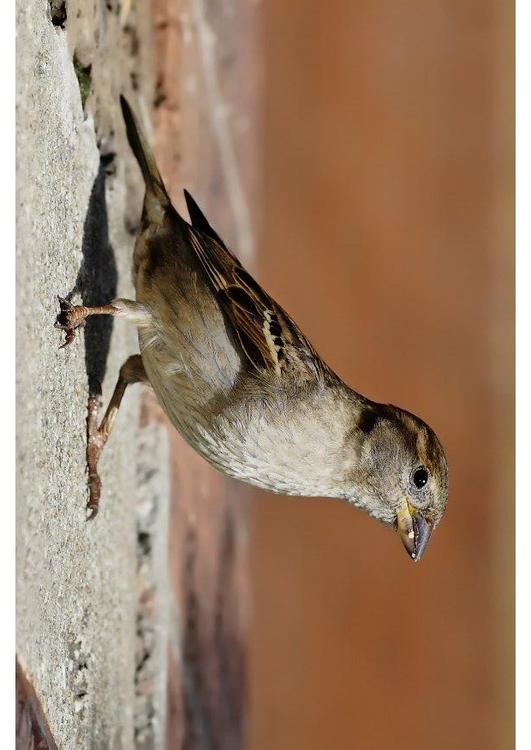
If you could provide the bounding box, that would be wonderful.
[55,96,448,560]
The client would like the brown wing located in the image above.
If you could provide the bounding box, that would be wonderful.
[187,226,329,381]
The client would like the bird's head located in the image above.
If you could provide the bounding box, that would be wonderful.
[350,403,448,561]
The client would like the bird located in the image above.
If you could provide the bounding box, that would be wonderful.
[55,95,448,561]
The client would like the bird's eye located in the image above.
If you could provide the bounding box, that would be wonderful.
[412,466,429,489]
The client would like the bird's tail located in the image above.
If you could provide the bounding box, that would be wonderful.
[120,95,170,216]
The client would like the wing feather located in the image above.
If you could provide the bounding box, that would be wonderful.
[186,222,328,381]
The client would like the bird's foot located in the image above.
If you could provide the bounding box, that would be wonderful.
[86,396,105,519]
[54,297,87,349]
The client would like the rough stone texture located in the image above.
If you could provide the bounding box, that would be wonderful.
[16,1,169,747]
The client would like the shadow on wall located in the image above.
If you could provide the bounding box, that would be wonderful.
[65,157,118,397]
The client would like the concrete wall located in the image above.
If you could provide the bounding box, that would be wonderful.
[17,1,261,747]
[17,1,170,747]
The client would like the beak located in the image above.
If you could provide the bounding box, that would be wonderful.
[396,498,433,562]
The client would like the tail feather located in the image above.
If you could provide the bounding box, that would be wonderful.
[183,189,226,247]
[120,95,169,212]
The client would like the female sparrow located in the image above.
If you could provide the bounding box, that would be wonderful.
[55,96,448,561]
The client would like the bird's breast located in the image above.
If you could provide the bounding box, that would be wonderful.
[142,366,353,498]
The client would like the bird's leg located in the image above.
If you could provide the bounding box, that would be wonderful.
[86,354,148,518]
[54,296,149,348]
[54,297,118,349]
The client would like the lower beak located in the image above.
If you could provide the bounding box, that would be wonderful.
[396,499,433,562]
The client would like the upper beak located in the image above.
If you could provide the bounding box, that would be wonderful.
[396,498,433,562]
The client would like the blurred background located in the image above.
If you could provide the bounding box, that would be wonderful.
[249,2,514,749]
[154,1,514,748]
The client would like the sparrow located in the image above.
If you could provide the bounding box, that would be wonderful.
[55,96,448,561]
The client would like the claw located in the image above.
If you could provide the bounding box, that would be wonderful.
[86,485,101,520]
[55,296,86,348]
[54,296,74,328]
[58,329,76,349]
